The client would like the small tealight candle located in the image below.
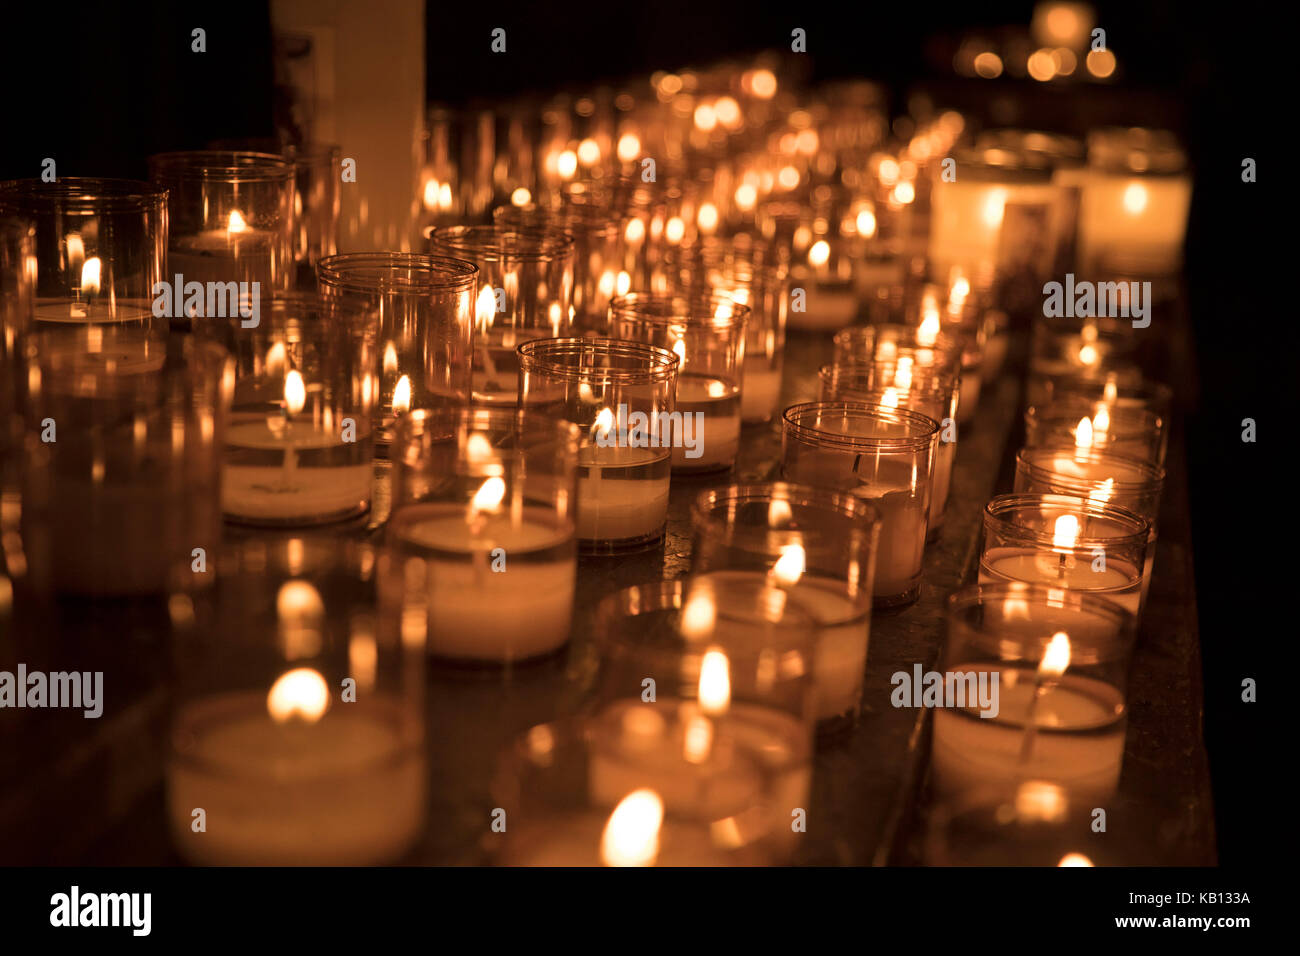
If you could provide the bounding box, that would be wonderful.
[609,293,747,473]
[781,402,937,606]
[1025,399,1168,466]
[518,337,678,552]
[980,493,1151,617]
[205,293,378,525]
[690,482,881,729]
[757,200,859,331]
[168,538,426,865]
[385,407,580,663]
[931,583,1136,802]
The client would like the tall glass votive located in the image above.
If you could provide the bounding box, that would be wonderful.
[168,535,426,865]
[0,177,167,331]
[317,253,477,446]
[426,225,576,405]
[608,292,747,473]
[587,577,817,862]
[19,335,232,597]
[981,494,1151,618]
[148,151,295,301]
[757,200,859,331]
[933,582,1136,802]
[690,482,880,729]
[1025,399,1168,467]
[1038,373,1173,420]
[198,293,378,526]
[517,337,677,553]
[818,363,957,539]
[385,406,580,664]
[493,203,622,334]
[781,402,937,606]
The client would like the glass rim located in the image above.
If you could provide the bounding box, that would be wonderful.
[691,481,881,537]
[946,581,1137,663]
[1046,374,1174,410]
[1016,445,1166,491]
[426,224,576,262]
[492,203,621,235]
[235,292,376,335]
[609,291,750,330]
[391,404,582,452]
[1025,401,1164,434]
[147,150,295,184]
[983,493,1151,548]
[517,336,679,383]
[0,177,168,214]
[782,400,940,451]
[316,253,478,293]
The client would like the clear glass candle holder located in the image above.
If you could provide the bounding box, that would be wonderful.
[317,253,477,446]
[834,324,980,422]
[1027,315,1141,409]
[198,293,378,526]
[517,337,678,553]
[934,582,1136,803]
[384,406,580,664]
[608,292,747,474]
[168,535,426,865]
[1037,373,1173,420]
[18,336,232,597]
[1,218,34,591]
[0,177,167,330]
[757,200,859,331]
[492,203,622,335]
[981,494,1151,618]
[690,482,880,729]
[1014,446,1166,606]
[818,363,957,538]
[426,225,576,406]
[584,577,817,862]
[781,402,937,606]
[1025,399,1168,467]
[148,151,296,301]
[665,237,789,423]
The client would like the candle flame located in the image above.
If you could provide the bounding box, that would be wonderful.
[470,476,506,515]
[771,543,806,587]
[80,257,102,296]
[1058,853,1095,867]
[284,370,306,416]
[1122,182,1148,215]
[617,133,641,163]
[680,583,716,640]
[895,357,914,390]
[1103,378,1118,403]
[1078,343,1099,366]
[392,375,411,415]
[591,406,615,442]
[808,239,831,268]
[1052,514,1080,551]
[768,498,793,526]
[881,387,900,409]
[856,207,877,238]
[1092,405,1111,437]
[698,647,731,716]
[600,789,663,867]
[476,286,498,330]
[1074,416,1094,449]
[382,342,398,375]
[1088,477,1115,504]
[672,339,687,364]
[1038,631,1071,678]
[266,667,329,724]
[227,210,248,234]
[466,432,496,464]
[917,310,941,347]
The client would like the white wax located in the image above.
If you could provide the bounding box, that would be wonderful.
[1079,173,1191,275]
[393,505,575,662]
[168,692,425,865]
[169,228,276,290]
[740,363,783,422]
[850,481,928,599]
[577,445,671,544]
[672,377,741,471]
[223,419,371,521]
[980,548,1142,616]
[930,668,1126,800]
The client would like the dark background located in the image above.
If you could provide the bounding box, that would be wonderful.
[1,0,1280,869]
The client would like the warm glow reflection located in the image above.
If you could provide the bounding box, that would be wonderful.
[771,543,806,587]
[1087,48,1116,79]
[768,498,793,526]
[80,256,102,296]
[477,285,498,330]
[982,188,1008,229]
[974,51,1004,78]
[266,667,329,724]
[510,187,531,207]
[917,310,941,347]
[808,239,830,268]
[1092,405,1111,436]
[284,370,306,416]
[591,406,615,443]
[1088,477,1115,505]
[1074,416,1094,449]
[470,476,506,516]
[1052,514,1080,551]
[617,133,641,163]
[681,584,716,640]
[856,207,877,237]
[1058,853,1095,867]
[1122,182,1148,215]
[227,210,248,234]
[881,387,900,409]
[601,789,663,867]
[672,338,687,364]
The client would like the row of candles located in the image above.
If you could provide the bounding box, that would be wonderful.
[0,57,1187,864]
